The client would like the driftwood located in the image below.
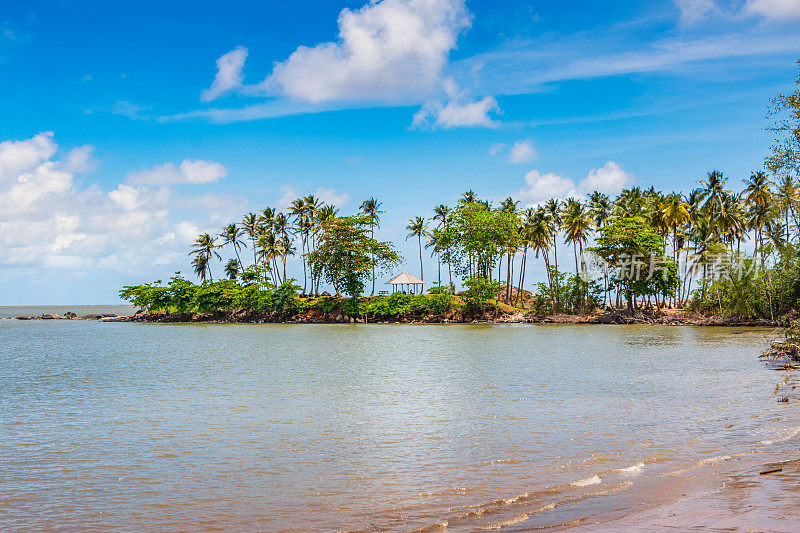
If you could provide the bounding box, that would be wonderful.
[760,342,800,369]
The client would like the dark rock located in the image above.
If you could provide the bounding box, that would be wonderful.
[40,313,61,320]
[16,315,37,320]
[63,312,77,319]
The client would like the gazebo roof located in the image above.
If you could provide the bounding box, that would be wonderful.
[386,271,424,285]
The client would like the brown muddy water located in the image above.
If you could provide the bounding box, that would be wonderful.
[1,318,798,531]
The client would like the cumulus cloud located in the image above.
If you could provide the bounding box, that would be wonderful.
[261,0,471,104]
[60,145,99,174]
[201,46,248,102]
[745,0,800,19]
[412,79,499,129]
[674,0,720,23]
[127,159,228,185]
[515,161,634,205]
[0,132,57,180]
[581,161,635,193]
[508,140,537,163]
[0,133,243,277]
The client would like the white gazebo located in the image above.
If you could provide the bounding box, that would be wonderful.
[386,272,425,294]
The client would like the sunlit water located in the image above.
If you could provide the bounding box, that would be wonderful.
[1,316,798,531]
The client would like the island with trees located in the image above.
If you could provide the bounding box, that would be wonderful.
[117,62,800,328]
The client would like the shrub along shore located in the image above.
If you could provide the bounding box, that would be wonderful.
[113,277,777,326]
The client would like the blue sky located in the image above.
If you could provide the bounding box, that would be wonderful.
[1,0,799,304]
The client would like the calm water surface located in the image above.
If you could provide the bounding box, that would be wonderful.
[1,317,797,531]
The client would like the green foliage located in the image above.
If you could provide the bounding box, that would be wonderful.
[590,217,673,309]
[307,214,401,298]
[691,249,800,319]
[531,267,602,314]
[461,276,501,313]
[119,276,300,316]
[427,283,455,294]
[271,280,302,315]
[435,200,519,280]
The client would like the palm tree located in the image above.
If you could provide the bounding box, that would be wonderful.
[224,258,239,280]
[257,230,280,285]
[189,233,220,281]
[304,194,324,294]
[289,198,309,293]
[241,213,259,267]
[461,190,477,204]
[258,207,276,234]
[360,197,384,295]
[544,199,561,273]
[528,206,554,290]
[661,193,690,260]
[775,175,798,246]
[499,197,520,301]
[406,216,428,287]
[432,204,451,286]
[588,191,612,229]
[220,223,246,272]
[561,199,593,274]
[698,170,729,234]
[743,171,773,263]
[192,253,210,281]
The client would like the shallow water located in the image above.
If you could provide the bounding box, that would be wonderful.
[0,319,797,531]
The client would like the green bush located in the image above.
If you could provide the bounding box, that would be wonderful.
[462,276,501,313]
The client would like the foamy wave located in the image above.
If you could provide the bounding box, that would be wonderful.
[613,462,645,475]
[570,474,601,487]
[759,425,800,445]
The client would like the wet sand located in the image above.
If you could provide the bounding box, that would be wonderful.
[589,458,800,532]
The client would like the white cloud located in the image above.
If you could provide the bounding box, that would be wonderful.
[127,159,228,185]
[745,0,800,19]
[201,46,248,102]
[673,0,720,23]
[60,145,99,174]
[490,142,506,155]
[261,0,471,104]
[517,170,578,205]
[315,187,351,208]
[0,132,57,180]
[581,161,634,193]
[413,79,499,129]
[109,184,142,211]
[0,133,245,278]
[508,139,537,163]
[515,161,634,205]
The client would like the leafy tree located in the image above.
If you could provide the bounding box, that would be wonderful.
[766,59,800,179]
[308,214,401,299]
[436,197,519,281]
[591,217,671,310]
[360,197,384,295]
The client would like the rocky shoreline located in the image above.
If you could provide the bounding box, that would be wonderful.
[65,309,779,327]
[13,312,122,321]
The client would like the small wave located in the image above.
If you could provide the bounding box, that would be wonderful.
[613,462,645,475]
[570,474,601,487]
[758,425,800,445]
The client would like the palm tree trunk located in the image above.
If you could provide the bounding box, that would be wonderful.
[573,241,578,274]
[418,235,423,281]
[370,225,375,296]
